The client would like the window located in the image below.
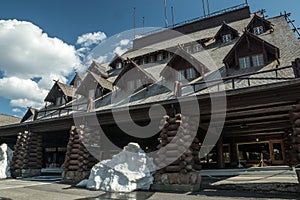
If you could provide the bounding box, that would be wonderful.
[88,89,95,99]
[141,58,146,65]
[193,44,201,53]
[222,34,232,43]
[149,56,155,63]
[116,62,122,69]
[253,26,264,35]
[186,68,196,79]
[157,53,163,61]
[76,80,81,88]
[239,57,251,69]
[127,80,135,90]
[136,79,142,88]
[56,96,62,105]
[252,54,264,67]
[61,97,66,105]
[176,70,185,81]
[185,46,192,54]
[95,87,102,98]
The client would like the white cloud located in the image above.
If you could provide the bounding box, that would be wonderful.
[0,77,48,109]
[0,19,81,110]
[12,108,22,113]
[119,39,130,46]
[114,46,128,56]
[76,31,107,47]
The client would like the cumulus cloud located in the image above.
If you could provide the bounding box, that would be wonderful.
[12,108,22,113]
[114,46,128,56]
[76,32,107,47]
[119,39,131,46]
[0,19,81,111]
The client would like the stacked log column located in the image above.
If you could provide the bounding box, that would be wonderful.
[63,126,98,183]
[287,104,300,184]
[11,131,43,178]
[153,114,201,191]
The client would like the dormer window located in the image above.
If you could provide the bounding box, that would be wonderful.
[76,80,81,88]
[88,89,95,100]
[176,70,185,81]
[239,57,251,69]
[127,80,135,90]
[193,44,201,53]
[222,34,232,43]
[157,53,163,61]
[252,54,264,67]
[253,26,264,35]
[56,96,62,105]
[238,54,264,69]
[186,68,196,79]
[185,46,192,54]
[116,62,123,69]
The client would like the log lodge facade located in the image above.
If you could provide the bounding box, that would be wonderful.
[1,4,300,181]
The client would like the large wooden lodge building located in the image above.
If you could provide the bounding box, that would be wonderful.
[1,4,300,178]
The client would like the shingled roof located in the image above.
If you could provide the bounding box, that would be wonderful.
[0,114,20,126]
[44,81,76,103]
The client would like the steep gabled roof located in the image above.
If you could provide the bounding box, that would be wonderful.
[70,72,85,86]
[223,31,280,66]
[113,58,157,88]
[76,71,113,96]
[160,45,210,78]
[214,22,239,40]
[21,107,39,123]
[246,14,273,32]
[88,60,108,78]
[109,54,126,69]
[0,114,20,126]
[44,81,76,103]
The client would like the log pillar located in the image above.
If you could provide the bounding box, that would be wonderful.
[152,114,201,192]
[216,137,225,169]
[11,131,43,178]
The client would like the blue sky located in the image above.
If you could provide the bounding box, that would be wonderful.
[0,0,299,117]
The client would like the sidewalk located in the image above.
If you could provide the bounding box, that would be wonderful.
[201,166,300,193]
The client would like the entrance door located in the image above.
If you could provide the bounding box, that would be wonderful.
[270,140,285,165]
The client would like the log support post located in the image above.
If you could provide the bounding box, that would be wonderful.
[217,137,225,169]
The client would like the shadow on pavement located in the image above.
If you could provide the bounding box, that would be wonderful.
[76,191,155,200]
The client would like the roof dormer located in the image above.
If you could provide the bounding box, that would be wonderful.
[109,54,125,70]
[88,61,108,78]
[214,23,239,44]
[223,31,279,74]
[246,14,273,35]
[160,46,209,81]
[113,58,156,91]
[76,71,113,99]
[44,81,76,105]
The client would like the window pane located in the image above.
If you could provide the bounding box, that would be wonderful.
[252,54,264,67]
[56,97,61,105]
[222,34,232,43]
[127,80,135,90]
[239,57,250,69]
[88,89,95,99]
[176,70,185,81]
[253,26,264,35]
[186,68,196,79]
[136,79,142,88]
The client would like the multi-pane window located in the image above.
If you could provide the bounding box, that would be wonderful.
[193,44,201,53]
[76,80,81,88]
[253,26,264,35]
[186,68,196,79]
[95,87,102,98]
[252,54,264,67]
[157,53,163,61]
[149,56,155,63]
[185,46,192,54]
[127,80,135,90]
[88,89,95,99]
[56,96,62,105]
[239,56,251,69]
[176,70,185,81]
[136,79,142,88]
[116,62,122,69]
[222,34,232,43]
